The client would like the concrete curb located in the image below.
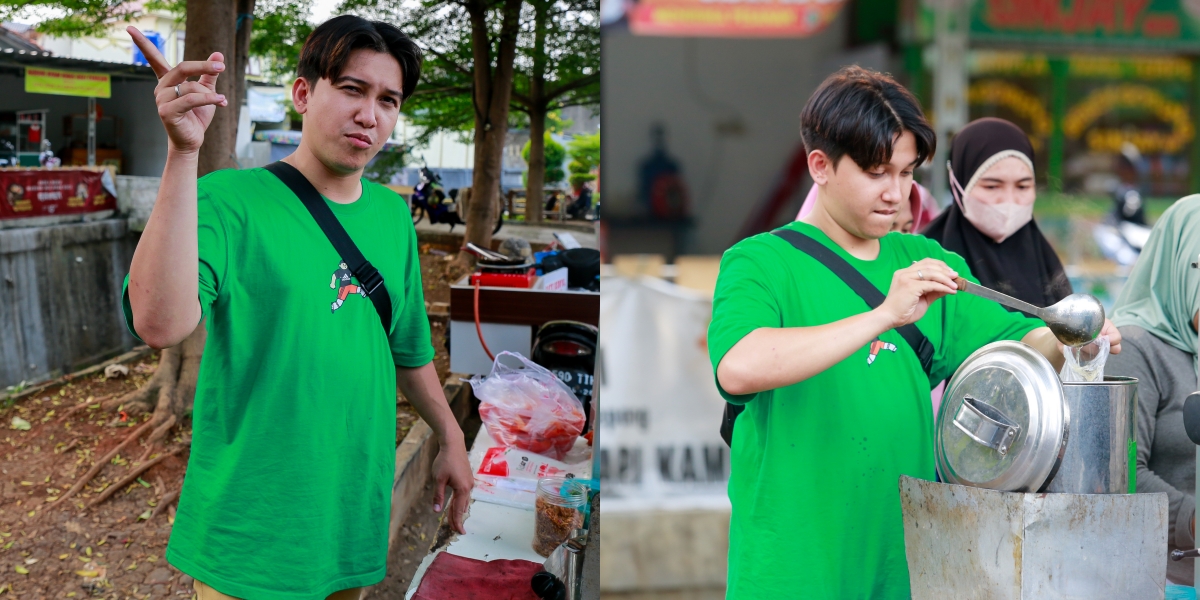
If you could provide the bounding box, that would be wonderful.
[360,375,473,598]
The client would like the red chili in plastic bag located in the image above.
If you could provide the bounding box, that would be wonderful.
[470,352,586,461]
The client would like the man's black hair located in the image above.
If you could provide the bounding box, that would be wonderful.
[297,15,422,102]
[800,66,935,171]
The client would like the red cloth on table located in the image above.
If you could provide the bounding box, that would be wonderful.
[412,552,543,600]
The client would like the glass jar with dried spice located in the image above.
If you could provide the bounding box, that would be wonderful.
[533,476,587,557]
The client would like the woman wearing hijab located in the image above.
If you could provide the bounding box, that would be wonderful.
[1105,195,1200,587]
[922,117,1073,306]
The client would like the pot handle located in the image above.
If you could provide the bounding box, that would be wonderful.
[953,395,1022,456]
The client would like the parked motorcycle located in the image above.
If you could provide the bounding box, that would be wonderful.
[409,166,463,230]
[531,320,597,433]
[1093,184,1152,267]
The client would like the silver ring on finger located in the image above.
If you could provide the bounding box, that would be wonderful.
[175,84,182,97]
[918,270,924,280]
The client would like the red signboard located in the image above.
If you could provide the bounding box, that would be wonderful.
[629,0,846,37]
[0,169,116,220]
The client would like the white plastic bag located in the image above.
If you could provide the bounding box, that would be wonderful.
[469,428,592,509]
[469,351,586,461]
[1060,335,1111,383]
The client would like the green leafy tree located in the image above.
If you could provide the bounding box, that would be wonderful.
[249,0,315,84]
[521,133,565,186]
[0,1,143,37]
[343,0,523,262]
[511,0,598,222]
[363,149,412,185]
[566,132,597,190]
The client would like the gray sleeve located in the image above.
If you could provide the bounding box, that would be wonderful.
[1108,332,1195,549]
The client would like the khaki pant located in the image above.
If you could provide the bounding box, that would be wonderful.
[194,579,362,600]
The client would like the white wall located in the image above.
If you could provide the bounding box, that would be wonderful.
[36,12,184,66]
[602,15,901,255]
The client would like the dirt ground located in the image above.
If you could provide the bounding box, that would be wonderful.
[362,408,483,600]
[0,243,471,599]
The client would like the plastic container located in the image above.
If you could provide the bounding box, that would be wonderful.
[533,476,587,557]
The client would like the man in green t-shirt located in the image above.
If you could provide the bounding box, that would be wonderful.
[125,16,472,599]
[708,66,1122,599]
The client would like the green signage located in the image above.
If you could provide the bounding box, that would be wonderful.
[971,0,1200,49]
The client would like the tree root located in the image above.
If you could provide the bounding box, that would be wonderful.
[44,325,206,517]
[54,394,112,425]
[149,489,180,521]
[135,415,178,464]
[87,444,186,509]
[48,420,153,510]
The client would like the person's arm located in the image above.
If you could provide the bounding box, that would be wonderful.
[718,258,959,396]
[396,362,473,535]
[124,27,228,349]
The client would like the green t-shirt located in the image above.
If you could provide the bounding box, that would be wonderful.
[120,168,434,599]
[707,221,1043,600]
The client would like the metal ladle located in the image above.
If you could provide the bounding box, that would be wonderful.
[953,277,1105,347]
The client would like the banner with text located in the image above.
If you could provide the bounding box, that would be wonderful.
[598,276,730,504]
[1,169,117,220]
[25,67,111,98]
[628,0,847,37]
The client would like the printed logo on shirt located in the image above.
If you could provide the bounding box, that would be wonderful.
[867,338,897,366]
[329,260,368,313]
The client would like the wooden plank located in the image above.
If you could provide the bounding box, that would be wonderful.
[5,345,152,405]
[385,419,437,553]
[449,283,599,327]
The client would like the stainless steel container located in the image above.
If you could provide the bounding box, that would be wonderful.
[900,476,1167,600]
[1045,376,1137,494]
[937,341,1137,494]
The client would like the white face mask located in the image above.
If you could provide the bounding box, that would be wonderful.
[948,160,1034,243]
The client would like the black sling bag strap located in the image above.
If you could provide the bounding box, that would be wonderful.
[264,161,393,333]
[720,228,936,448]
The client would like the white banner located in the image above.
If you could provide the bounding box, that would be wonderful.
[598,276,731,507]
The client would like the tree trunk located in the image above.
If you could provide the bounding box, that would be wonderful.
[187,0,240,175]
[526,107,545,223]
[129,0,244,438]
[232,0,256,150]
[459,0,523,264]
[57,0,251,511]
[524,0,548,224]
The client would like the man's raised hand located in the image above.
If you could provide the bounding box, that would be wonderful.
[128,26,228,155]
[879,258,960,328]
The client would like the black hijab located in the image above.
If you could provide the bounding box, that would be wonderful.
[921,118,1072,307]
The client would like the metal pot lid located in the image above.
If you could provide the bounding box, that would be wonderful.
[936,340,1068,492]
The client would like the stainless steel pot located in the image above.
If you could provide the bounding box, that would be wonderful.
[1045,376,1137,494]
[937,341,1137,494]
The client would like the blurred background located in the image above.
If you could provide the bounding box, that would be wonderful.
[597,0,1199,597]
